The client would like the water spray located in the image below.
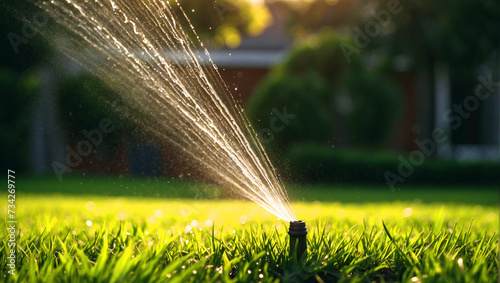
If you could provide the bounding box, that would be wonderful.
[288,220,307,260]
[37,0,298,223]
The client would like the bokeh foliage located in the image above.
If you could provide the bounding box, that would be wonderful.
[0,70,38,172]
[283,0,500,79]
[246,72,335,151]
[178,0,271,48]
[57,75,134,147]
[247,32,403,151]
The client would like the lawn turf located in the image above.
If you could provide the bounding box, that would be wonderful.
[0,177,498,282]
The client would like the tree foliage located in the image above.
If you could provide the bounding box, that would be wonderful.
[283,0,500,78]
[179,0,271,48]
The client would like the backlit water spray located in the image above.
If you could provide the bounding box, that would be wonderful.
[37,0,297,222]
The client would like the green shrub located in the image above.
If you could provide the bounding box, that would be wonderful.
[275,31,363,79]
[246,31,403,152]
[246,73,335,152]
[340,71,403,148]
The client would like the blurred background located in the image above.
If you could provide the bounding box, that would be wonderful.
[1,0,499,187]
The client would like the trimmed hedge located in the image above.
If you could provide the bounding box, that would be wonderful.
[287,143,500,186]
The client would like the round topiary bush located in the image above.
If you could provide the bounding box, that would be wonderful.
[246,72,335,152]
[338,71,403,148]
[246,31,403,151]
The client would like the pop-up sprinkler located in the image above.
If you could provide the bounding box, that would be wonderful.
[288,220,307,259]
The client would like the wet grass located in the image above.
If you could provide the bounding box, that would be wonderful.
[0,177,498,282]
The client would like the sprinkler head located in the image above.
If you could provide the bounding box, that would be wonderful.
[288,220,307,260]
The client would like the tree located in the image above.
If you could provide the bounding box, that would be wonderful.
[282,0,499,77]
[282,0,499,143]
[179,0,271,48]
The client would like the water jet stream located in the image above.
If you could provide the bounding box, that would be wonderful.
[38,0,297,221]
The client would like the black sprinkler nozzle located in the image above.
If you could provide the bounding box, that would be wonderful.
[288,220,307,260]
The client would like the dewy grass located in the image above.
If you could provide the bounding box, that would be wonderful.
[1,191,498,282]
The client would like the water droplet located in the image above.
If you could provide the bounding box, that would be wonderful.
[239,215,247,224]
[154,209,164,218]
[85,201,95,211]
[148,216,157,224]
[403,207,413,217]
[116,213,125,220]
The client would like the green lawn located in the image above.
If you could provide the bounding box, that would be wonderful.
[15,176,500,205]
[1,177,498,282]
